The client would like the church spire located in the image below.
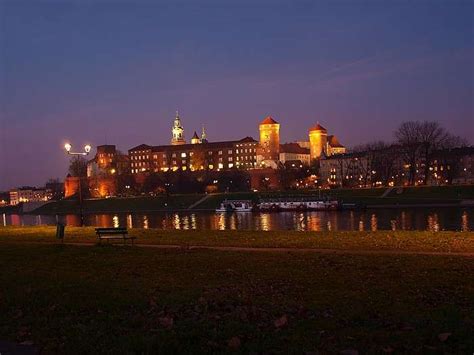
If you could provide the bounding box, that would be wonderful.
[201,125,208,143]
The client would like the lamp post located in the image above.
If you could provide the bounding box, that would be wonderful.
[64,143,91,226]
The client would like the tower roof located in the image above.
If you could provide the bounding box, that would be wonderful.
[328,135,344,148]
[309,123,327,132]
[260,116,278,125]
[191,131,199,140]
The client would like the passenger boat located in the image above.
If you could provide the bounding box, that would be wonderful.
[215,200,253,213]
[257,198,339,211]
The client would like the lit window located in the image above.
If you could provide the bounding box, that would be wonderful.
[218,151,223,155]
[181,152,187,158]
[228,163,233,168]
[228,150,232,154]
[218,163,224,169]
[209,164,214,169]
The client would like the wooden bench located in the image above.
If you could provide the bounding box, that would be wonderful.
[95,227,136,245]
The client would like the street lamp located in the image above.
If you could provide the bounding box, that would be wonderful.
[65,143,91,155]
[64,142,92,226]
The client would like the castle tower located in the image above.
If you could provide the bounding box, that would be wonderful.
[309,123,327,160]
[171,110,186,145]
[257,116,280,167]
[191,131,200,144]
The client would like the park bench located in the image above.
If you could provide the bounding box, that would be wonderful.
[95,227,136,245]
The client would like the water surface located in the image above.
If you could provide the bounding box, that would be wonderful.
[2,208,473,232]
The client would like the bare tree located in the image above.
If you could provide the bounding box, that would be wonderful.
[68,156,88,177]
[395,121,465,185]
[395,122,421,185]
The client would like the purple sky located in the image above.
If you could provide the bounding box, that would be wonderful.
[1,0,473,190]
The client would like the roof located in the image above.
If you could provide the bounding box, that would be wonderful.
[129,144,152,152]
[309,123,327,132]
[191,131,199,140]
[280,143,310,154]
[146,137,257,153]
[238,136,258,143]
[260,116,278,125]
[327,135,344,148]
[96,145,116,154]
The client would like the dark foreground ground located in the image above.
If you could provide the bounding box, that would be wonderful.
[0,243,473,354]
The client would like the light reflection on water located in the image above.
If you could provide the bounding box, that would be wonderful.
[1,208,473,232]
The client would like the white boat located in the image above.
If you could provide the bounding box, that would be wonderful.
[216,200,253,213]
[257,198,339,211]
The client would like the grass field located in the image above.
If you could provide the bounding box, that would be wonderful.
[1,226,474,253]
[0,241,472,353]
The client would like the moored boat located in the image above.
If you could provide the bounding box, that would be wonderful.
[215,200,253,213]
[257,197,339,211]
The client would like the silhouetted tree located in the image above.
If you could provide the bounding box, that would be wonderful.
[68,156,87,177]
[395,121,465,185]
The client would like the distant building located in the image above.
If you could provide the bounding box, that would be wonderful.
[0,191,9,206]
[319,146,474,187]
[279,143,310,166]
[130,137,258,174]
[9,187,52,206]
[85,145,129,198]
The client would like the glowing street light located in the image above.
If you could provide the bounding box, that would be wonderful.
[64,143,92,156]
[63,142,92,226]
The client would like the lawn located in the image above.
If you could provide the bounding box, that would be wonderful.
[0,243,472,353]
[1,226,474,253]
[386,185,474,200]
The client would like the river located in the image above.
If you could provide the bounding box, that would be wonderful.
[2,207,473,231]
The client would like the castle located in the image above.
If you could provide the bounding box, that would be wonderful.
[128,113,345,175]
[72,113,346,196]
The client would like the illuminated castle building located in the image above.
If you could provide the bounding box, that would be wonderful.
[257,116,281,168]
[129,113,345,175]
[130,112,258,174]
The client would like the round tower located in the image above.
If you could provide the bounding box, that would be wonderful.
[309,123,327,160]
[258,116,280,165]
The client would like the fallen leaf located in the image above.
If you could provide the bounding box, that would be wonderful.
[149,297,157,308]
[227,336,241,349]
[159,316,174,329]
[340,349,358,355]
[274,314,288,328]
[438,332,451,342]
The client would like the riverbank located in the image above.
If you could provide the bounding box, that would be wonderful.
[0,229,472,353]
[26,185,474,215]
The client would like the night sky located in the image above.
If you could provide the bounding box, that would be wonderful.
[0,0,473,190]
